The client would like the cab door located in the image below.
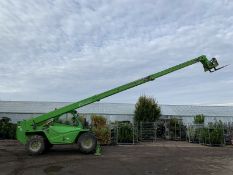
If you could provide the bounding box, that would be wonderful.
[45,113,80,144]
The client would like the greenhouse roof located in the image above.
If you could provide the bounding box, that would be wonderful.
[0,101,233,117]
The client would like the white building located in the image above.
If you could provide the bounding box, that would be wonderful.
[0,101,233,124]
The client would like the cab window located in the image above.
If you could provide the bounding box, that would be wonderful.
[58,113,76,125]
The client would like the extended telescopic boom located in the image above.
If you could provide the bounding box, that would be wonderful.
[30,55,222,124]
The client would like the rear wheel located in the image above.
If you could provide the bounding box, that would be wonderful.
[77,132,97,154]
[26,135,45,155]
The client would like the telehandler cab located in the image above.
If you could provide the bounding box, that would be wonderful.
[16,55,225,155]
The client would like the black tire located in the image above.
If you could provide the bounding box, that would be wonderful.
[77,132,97,154]
[26,135,45,155]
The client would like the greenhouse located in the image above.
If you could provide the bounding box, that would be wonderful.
[0,101,233,124]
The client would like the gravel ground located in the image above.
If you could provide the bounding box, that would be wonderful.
[0,140,233,175]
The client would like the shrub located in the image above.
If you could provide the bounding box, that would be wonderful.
[116,121,135,143]
[208,121,224,145]
[198,121,224,145]
[92,127,110,144]
[91,115,107,128]
[0,117,16,139]
[194,114,205,124]
[169,118,186,140]
[91,115,110,145]
[199,127,209,144]
[186,115,205,143]
[187,126,197,142]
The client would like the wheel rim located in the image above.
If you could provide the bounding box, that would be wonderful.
[30,140,42,152]
[82,138,93,149]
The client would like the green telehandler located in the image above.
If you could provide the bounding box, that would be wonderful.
[16,55,225,155]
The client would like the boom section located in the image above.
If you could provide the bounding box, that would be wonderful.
[31,55,219,124]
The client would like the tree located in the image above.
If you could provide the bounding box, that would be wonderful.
[134,95,161,122]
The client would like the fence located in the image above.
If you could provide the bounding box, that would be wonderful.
[110,122,158,144]
[111,121,233,146]
[165,119,186,141]
[139,122,157,142]
[186,123,228,146]
[110,121,166,144]
[110,122,138,144]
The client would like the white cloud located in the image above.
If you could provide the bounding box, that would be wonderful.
[0,0,232,105]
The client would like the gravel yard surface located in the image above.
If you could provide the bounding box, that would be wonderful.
[0,140,233,175]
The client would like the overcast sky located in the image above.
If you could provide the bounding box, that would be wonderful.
[0,0,232,106]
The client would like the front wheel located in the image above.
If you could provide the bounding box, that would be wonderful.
[77,132,97,154]
[26,135,45,155]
